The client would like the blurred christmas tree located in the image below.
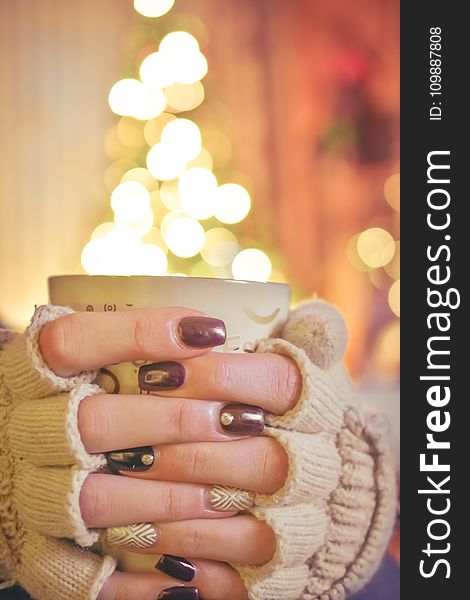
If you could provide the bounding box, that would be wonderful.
[81,0,280,284]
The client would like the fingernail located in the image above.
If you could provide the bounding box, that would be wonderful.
[155,555,196,582]
[210,485,255,511]
[219,404,265,436]
[157,586,199,600]
[177,316,226,348]
[139,362,186,391]
[106,446,156,472]
[106,523,159,548]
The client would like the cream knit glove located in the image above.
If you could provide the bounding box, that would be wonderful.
[235,299,397,600]
[0,306,116,599]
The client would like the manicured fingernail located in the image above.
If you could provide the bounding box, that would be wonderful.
[219,404,265,436]
[210,485,255,511]
[155,555,196,582]
[157,586,199,600]
[177,316,226,348]
[106,523,159,548]
[139,361,186,391]
[106,446,156,472]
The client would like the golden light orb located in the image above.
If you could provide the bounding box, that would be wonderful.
[201,227,238,267]
[134,0,175,18]
[357,228,395,268]
[232,249,272,282]
[388,279,400,317]
[146,142,187,181]
[161,118,202,162]
[164,217,205,258]
[213,183,251,224]
[178,167,217,220]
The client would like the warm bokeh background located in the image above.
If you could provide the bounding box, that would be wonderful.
[0,0,399,432]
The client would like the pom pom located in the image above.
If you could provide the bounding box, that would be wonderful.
[281,300,347,369]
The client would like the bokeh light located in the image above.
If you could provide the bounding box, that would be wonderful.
[144,113,176,147]
[165,82,205,112]
[161,118,202,161]
[232,249,272,282]
[111,181,151,215]
[116,117,145,148]
[90,222,115,240]
[146,142,187,180]
[159,31,200,56]
[164,216,206,257]
[384,173,400,211]
[160,180,182,210]
[201,228,238,267]
[121,167,157,191]
[108,79,166,120]
[385,242,400,280]
[138,243,168,274]
[142,227,168,253]
[388,279,400,317]
[178,167,217,219]
[214,183,251,224]
[114,206,154,236]
[357,227,395,268]
[187,148,213,171]
[139,51,175,88]
[134,0,175,18]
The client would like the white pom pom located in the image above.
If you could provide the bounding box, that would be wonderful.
[281,300,347,369]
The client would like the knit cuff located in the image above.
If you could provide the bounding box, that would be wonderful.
[236,503,328,600]
[303,412,397,599]
[1,305,98,401]
[17,530,116,600]
[9,383,106,470]
[255,429,340,507]
[256,338,344,434]
[14,462,98,547]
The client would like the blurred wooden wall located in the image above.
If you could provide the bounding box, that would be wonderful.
[0,0,131,327]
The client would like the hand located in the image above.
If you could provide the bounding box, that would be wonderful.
[39,307,301,600]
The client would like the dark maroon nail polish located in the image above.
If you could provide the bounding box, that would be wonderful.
[155,555,196,582]
[139,362,186,391]
[219,404,265,436]
[177,316,226,348]
[157,586,199,599]
[106,446,155,472]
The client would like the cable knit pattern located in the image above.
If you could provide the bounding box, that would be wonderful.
[0,306,116,597]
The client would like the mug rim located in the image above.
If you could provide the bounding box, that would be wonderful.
[48,274,289,290]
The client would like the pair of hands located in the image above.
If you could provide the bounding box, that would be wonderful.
[38,307,302,600]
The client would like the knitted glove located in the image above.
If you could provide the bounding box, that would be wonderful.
[235,299,397,600]
[0,306,116,599]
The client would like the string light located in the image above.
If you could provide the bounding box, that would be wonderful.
[139,51,175,88]
[111,181,151,215]
[213,183,251,224]
[121,167,157,191]
[232,249,272,282]
[178,167,217,219]
[165,82,205,112]
[384,173,400,211]
[83,0,281,284]
[108,79,166,120]
[388,279,400,317]
[161,118,202,161]
[164,216,206,257]
[146,142,187,180]
[134,0,175,18]
[201,228,238,266]
[357,227,395,268]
